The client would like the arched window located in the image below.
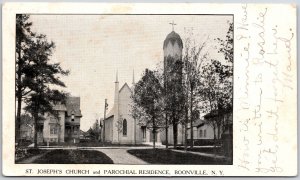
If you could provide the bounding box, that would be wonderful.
[123,119,127,136]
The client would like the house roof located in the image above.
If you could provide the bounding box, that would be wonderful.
[204,108,232,119]
[66,97,82,117]
[53,104,67,111]
[193,119,205,127]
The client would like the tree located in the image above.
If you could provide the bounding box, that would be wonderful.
[92,119,101,141]
[131,69,164,149]
[23,32,69,148]
[200,21,233,155]
[16,14,36,142]
[164,56,185,149]
[182,28,209,149]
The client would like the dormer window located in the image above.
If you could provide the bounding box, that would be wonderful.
[71,111,75,121]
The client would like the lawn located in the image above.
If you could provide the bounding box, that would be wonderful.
[127,149,231,165]
[32,149,113,164]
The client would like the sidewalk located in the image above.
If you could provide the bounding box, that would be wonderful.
[170,149,227,159]
[96,149,149,164]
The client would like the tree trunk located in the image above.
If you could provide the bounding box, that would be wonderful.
[165,114,168,149]
[16,43,23,144]
[16,94,22,143]
[184,103,188,152]
[152,118,156,149]
[217,123,221,140]
[190,87,194,149]
[213,125,217,158]
[173,122,178,149]
[33,114,38,148]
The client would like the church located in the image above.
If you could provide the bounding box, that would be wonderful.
[102,72,162,145]
[102,28,218,145]
[102,28,186,145]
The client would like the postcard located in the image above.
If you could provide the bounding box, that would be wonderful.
[2,3,297,176]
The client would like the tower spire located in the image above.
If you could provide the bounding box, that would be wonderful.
[132,69,135,85]
[115,70,118,83]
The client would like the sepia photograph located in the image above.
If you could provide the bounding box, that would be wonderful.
[2,2,297,176]
[14,14,233,165]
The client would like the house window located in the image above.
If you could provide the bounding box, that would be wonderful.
[74,126,78,135]
[199,129,203,137]
[203,129,207,137]
[71,113,75,121]
[123,119,127,136]
[50,125,57,135]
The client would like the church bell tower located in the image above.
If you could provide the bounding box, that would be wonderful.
[163,21,183,64]
[163,21,183,86]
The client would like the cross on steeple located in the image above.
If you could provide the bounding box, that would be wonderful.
[169,20,177,31]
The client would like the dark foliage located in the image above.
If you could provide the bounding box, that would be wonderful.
[32,149,113,164]
[127,149,230,165]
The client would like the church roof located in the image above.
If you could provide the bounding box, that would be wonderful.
[119,83,132,93]
[106,83,132,118]
[163,31,183,49]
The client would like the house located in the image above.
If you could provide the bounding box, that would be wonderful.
[19,114,34,142]
[36,97,82,144]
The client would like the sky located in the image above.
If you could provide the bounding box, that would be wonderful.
[29,15,232,131]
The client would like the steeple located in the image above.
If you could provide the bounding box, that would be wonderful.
[113,70,119,143]
[132,69,135,85]
[115,70,119,83]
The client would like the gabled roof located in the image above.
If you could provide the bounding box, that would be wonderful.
[119,83,132,93]
[204,108,232,119]
[66,97,82,117]
[106,82,132,118]
[53,104,67,111]
[194,119,205,128]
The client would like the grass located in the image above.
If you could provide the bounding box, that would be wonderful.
[32,149,114,164]
[127,148,231,165]
[15,148,48,163]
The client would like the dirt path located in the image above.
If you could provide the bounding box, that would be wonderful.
[97,149,148,165]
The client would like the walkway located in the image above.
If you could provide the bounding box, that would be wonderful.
[171,149,226,159]
[96,148,148,164]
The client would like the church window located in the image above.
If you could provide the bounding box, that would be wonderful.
[123,119,127,136]
[203,129,207,137]
[199,129,203,137]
